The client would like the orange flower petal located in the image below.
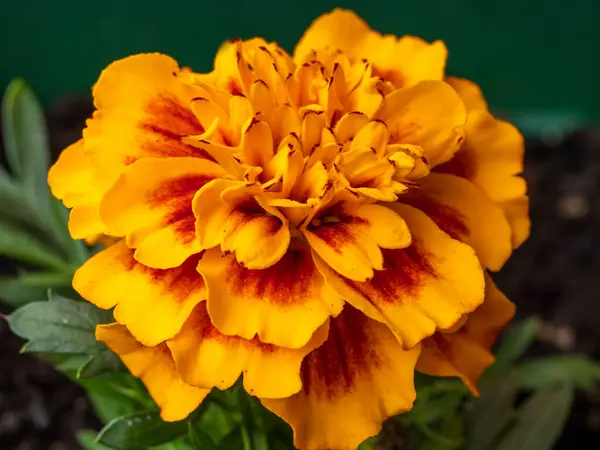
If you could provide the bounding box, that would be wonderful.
[261,305,420,450]
[100,157,227,269]
[47,140,111,239]
[295,9,446,88]
[377,80,466,167]
[73,240,205,346]
[435,87,529,248]
[167,303,329,398]
[96,323,209,422]
[417,274,515,394]
[84,54,210,177]
[315,203,485,349]
[197,245,343,349]
[402,173,512,271]
[303,203,411,282]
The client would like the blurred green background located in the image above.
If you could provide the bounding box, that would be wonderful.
[2,0,598,137]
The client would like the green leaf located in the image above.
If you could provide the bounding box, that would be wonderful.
[189,422,217,450]
[195,402,241,444]
[78,344,124,378]
[494,317,542,367]
[465,373,519,450]
[96,411,188,450]
[77,430,113,450]
[517,355,600,390]
[417,414,464,450]
[496,383,574,450]
[79,374,146,424]
[8,294,112,354]
[2,78,50,205]
[0,220,72,271]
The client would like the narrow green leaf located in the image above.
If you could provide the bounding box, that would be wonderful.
[465,373,519,450]
[78,344,124,378]
[96,411,188,450]
[77,430,112,450]
[189,422,218,450]
[14,271,75,288]
[196,402,241,444]
[517,355,600,390]
[0,276,47,308]
[2,78,50,205]
[494,317,542,367]
[417,415,464,450]
[79,374,146,424]
[496,383,574,450]
[0,220,71,271]
[8,295,112,354]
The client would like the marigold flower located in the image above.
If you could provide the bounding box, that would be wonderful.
[48,8,528,450]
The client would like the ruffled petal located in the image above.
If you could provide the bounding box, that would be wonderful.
[401,173,512,271]
[436,86,529,248]
[96,323,209,422]
[261,305,420,450]
[198,245,343,349]
[303,203,411,282]
[84,54,210,177]
[417,274,515,393]
[100,157,227,269]
[314,203,485,349]
[295,9,446,88]
[377,80,466,167]
[47,140,112,238]
[167,303,329,398]
[73,240,205,346]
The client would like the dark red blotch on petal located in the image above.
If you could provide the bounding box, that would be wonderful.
[138,94,213,161]
[123,251,205,303]
[151,175,215,243]
[345,241,437,305]
[301,305,379,399]
[226,245,315,306]
[187,303,277,352]
[401,191,469,241]
[307,214,368,254]
[435,148,476,180]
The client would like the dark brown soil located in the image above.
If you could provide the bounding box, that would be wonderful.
[1,94,600,449]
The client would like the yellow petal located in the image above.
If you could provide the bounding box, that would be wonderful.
[446,76,488,112]
[303,203,411,282]
[84,53,210,182]
[100,157,228,269]
[314,203,485,349]
[435,110,529,248]
[96,323,209,422]
[167,303,328,398]
[74,240,205,346]
[417,274,515,393]
[378,80,466,167]
[402,173,512,271]
[197,245,343,349]
[48,140,111,239]
[262,305,420,450]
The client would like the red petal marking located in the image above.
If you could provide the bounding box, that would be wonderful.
[227,78,244,96]
[389,122,423,144]
[307,215,368,254]
[401,190,469,241]
[123,251,205,303]
[137,94,213,162]
[187,303,277,352]
[371,66,405,88]
[344,242,437,304]
[300,305,380,398]
[435,149,476,180]
[151,175,216,243]
[225,244,315,306]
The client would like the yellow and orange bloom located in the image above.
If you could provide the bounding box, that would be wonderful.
[48,8,529,450]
